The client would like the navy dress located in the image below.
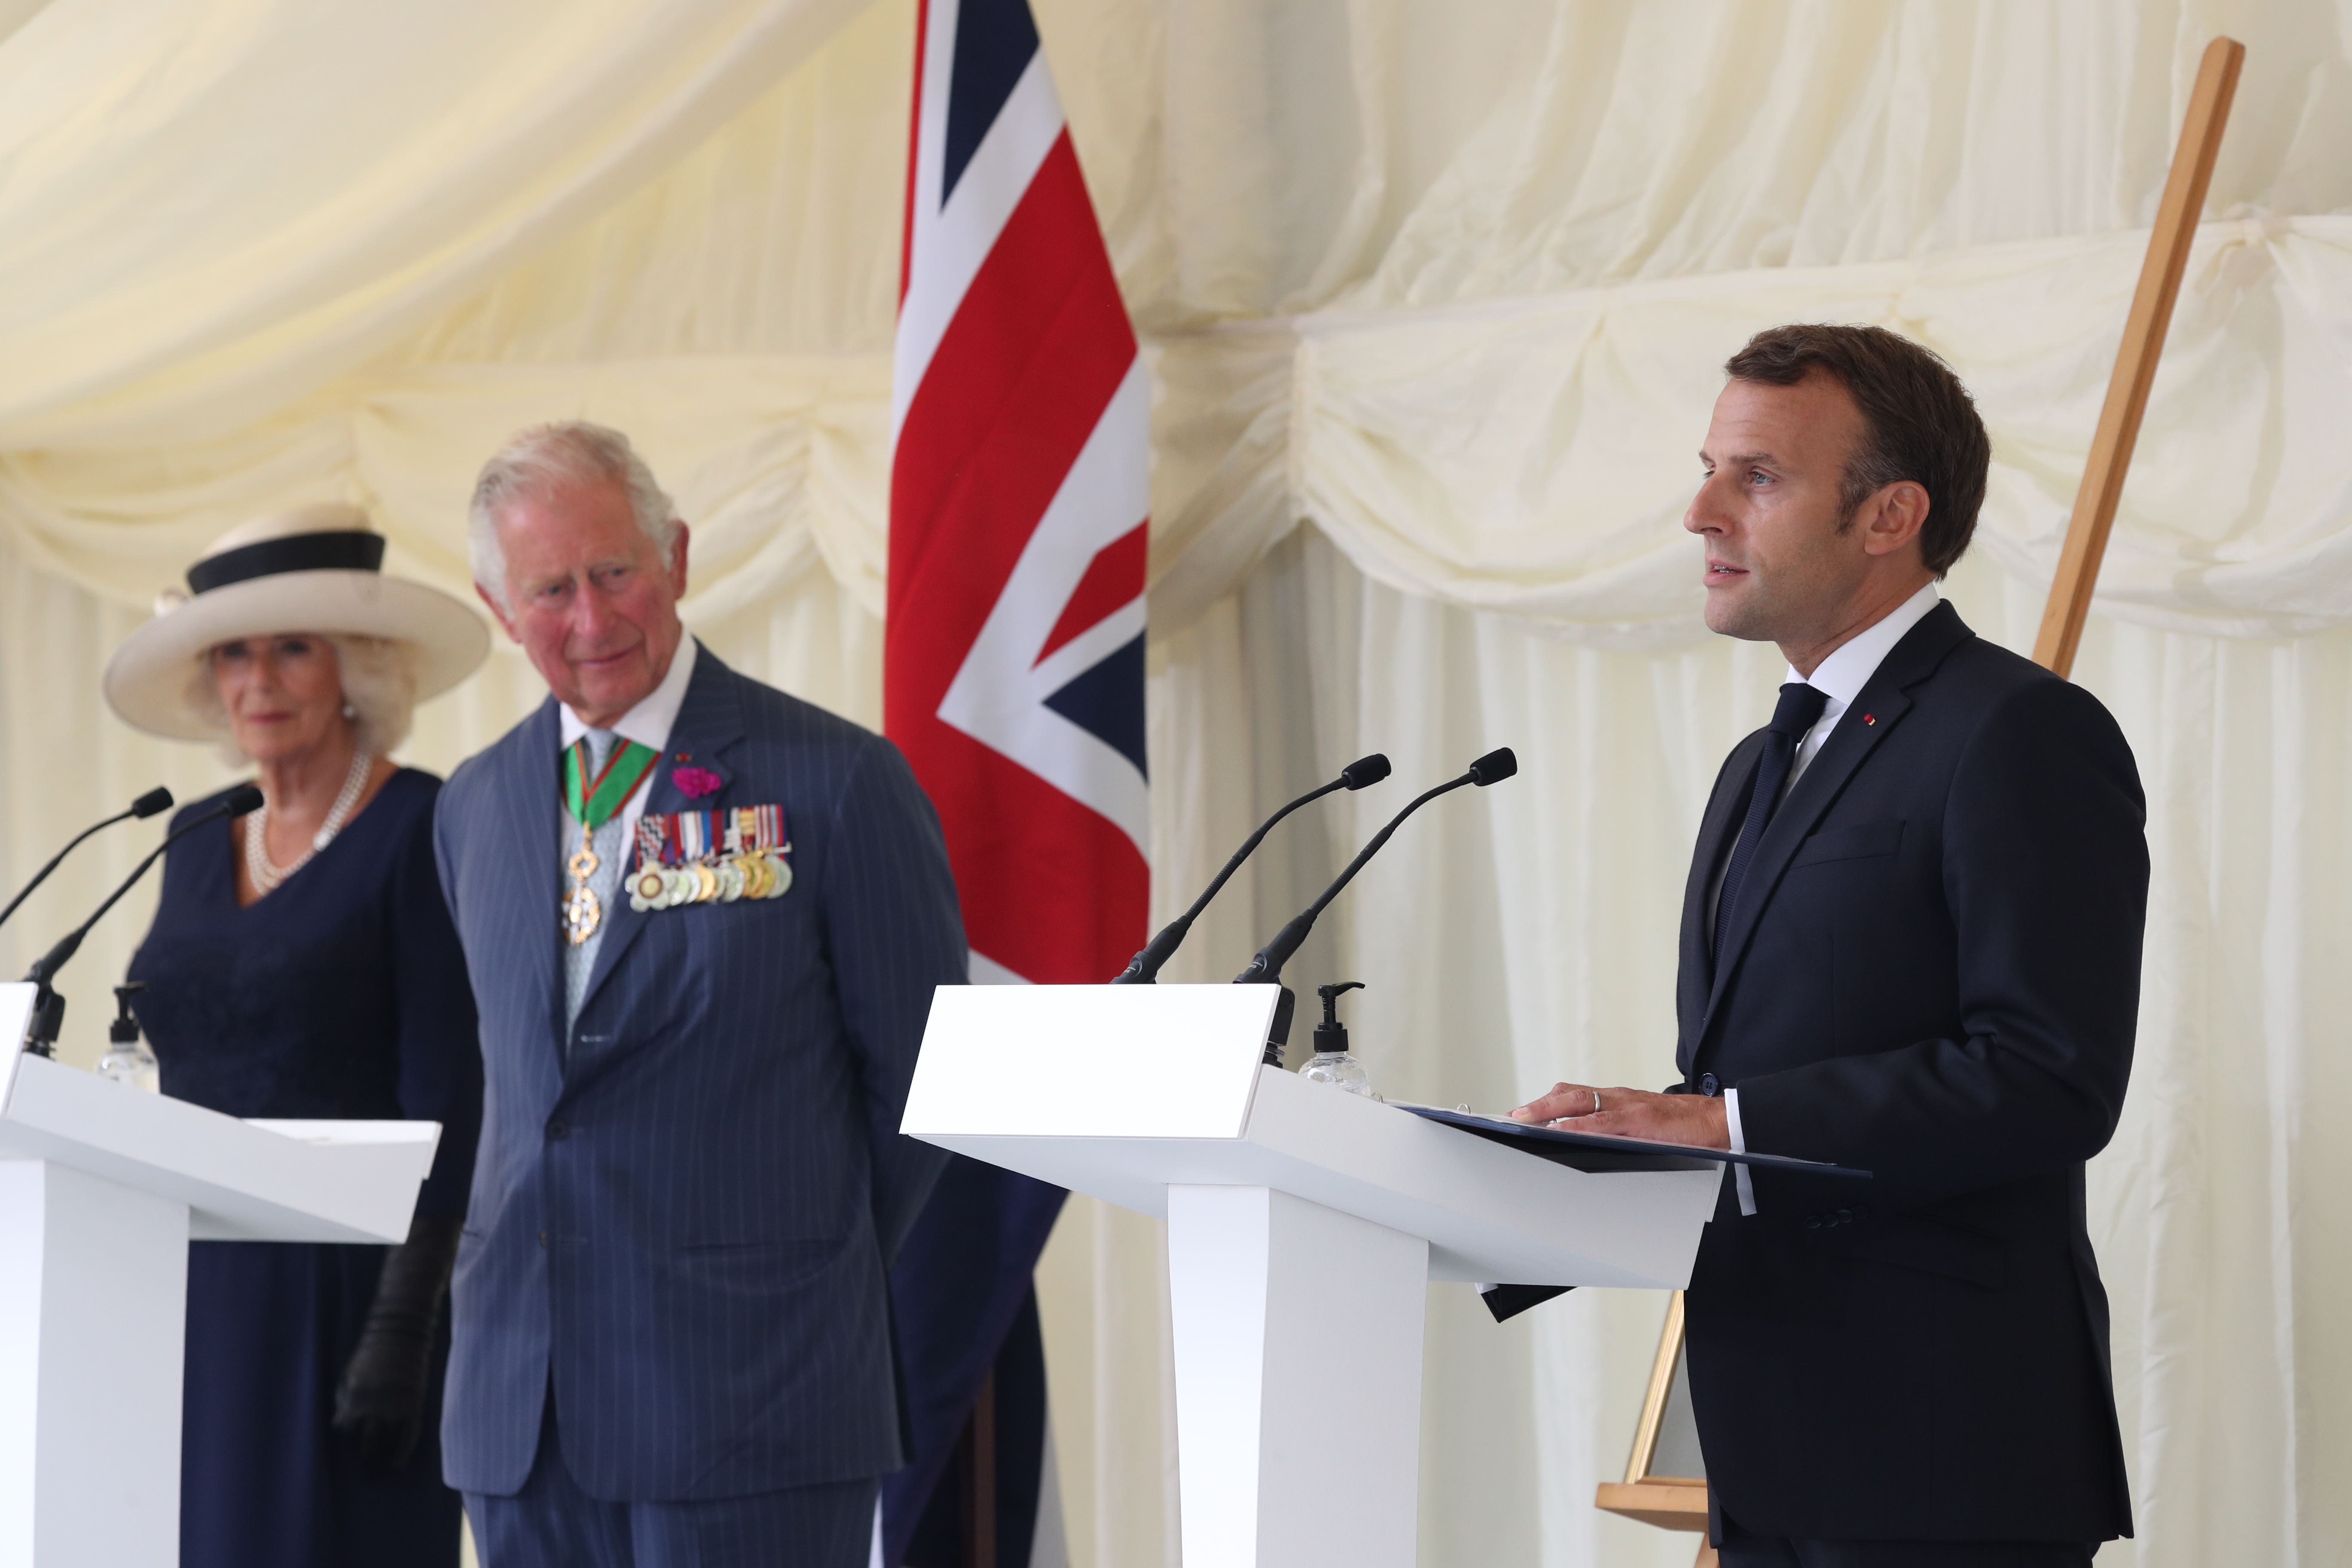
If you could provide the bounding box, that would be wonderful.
[129,769,483,1568]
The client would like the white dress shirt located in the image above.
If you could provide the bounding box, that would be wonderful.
[1725,582,1939,1213]
[559,636,700,848]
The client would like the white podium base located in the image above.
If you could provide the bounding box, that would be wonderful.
[0,983,441,1568]
[0,1159,189,1568]
[906,986,1727,1568]
[1169,1185,1429,1568]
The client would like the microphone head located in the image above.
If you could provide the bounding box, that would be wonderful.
[223,784,266,816]
[1468,747,1517,787]
[130,787,174,819]
[1339,753,1391,790]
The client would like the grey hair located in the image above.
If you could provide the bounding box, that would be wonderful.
[185,635,421,764]
[467,421,680,610]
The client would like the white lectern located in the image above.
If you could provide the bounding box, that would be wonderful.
[904,985,1724,1568]
[0,982,440,1568]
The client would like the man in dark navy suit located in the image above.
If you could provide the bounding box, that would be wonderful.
[1516,327,2146,1567]
[434,422,965,1567]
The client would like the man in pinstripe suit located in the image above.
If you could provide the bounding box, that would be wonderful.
[434,423,965,1567]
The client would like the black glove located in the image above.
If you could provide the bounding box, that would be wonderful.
[333,1215,462,1471]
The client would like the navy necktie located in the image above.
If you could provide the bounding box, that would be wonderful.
[1712,681,1830,960]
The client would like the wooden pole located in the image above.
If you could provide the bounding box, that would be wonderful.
[2031,36,2243,677]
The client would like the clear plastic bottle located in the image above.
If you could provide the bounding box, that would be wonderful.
[1299,981,1375,1098]
[95,983,159,1094]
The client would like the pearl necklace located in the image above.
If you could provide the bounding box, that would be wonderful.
[245,748,373,895]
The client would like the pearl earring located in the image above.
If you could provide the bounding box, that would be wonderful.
[342,702,357,719]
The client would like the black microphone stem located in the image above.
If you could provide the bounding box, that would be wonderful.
[1112,780,1338,984]
[1112,753,1390,984]
[27,800,239,985]
[1233,774,1472,988]
[18,786,257,1057]
[0,814,128,933]
[0,787,173,934]
[1234,747,1516,989]
[1305,778,1470,929]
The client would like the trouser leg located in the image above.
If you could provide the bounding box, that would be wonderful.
[1784,1537,2096,1568]
[628,1476,883,1568]
[464,1390,880,1568]
[1717,1501,2097,1568]
[464,1400,631,1568]
[1718,1530,1805,1568]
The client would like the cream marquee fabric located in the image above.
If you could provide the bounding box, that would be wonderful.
[0,0,873,445]
[0,1,2345,1565]
[1148,214,2352,645]
[12,214,2352,646]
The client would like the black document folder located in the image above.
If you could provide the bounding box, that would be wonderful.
[1399,1103,1871,1181]
[1395,1105,1873,1324]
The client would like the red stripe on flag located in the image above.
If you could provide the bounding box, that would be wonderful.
[889,134,1134,569]
[1035,521,1145,665]
[912,722,1148,983]
[887,132,1136,742]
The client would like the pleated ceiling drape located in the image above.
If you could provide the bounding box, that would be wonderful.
[0,2,2344,1564]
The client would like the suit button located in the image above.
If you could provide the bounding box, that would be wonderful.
[538,1230,548,1249]
[1804,1216,1825,1231]
[546,1118,571,1142]
[1699,1073,1719,1097]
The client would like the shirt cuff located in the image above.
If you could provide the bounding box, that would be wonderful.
[1725,1086,1757,1217]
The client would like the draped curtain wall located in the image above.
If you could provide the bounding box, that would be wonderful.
[0,2,2346,1565]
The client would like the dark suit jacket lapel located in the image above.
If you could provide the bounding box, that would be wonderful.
[1678,732,1764,1078]
[575,644,747,1022]
[1701,603,1975,1034]
[506,699,567,1057]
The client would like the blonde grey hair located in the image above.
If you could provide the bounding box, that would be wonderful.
[186,634,420,763]
[467,421,680,610]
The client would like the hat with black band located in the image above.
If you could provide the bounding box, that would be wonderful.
[103,502,490,742]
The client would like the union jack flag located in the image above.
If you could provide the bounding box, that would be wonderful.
[886,0,1149,988]
[882,0,1145,1561]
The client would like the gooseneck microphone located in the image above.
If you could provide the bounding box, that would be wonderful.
[1111,753,1390,984]
[1234,747,1516,990]
[0,787,173,934]
[18,784,262,1057]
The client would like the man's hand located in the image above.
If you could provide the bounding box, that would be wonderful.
[1510,1082,1730,1150]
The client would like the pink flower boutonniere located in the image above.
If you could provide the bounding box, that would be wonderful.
[673,766,723,799]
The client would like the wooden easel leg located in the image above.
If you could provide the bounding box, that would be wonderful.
[2030,35,2243,677]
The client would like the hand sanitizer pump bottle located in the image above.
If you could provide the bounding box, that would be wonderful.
[1300,981,1374,1097]
[95,982,159,1093]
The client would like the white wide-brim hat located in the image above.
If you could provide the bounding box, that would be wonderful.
[102,502,491,742]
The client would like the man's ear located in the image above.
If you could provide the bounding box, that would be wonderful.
[476,581,520,641]
[668,522,692,597]
[1859,480,1930,560]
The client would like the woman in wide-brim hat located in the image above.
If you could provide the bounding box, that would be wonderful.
[107,502,487,1568]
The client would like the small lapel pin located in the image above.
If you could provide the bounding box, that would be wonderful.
[1862,714,1876,726]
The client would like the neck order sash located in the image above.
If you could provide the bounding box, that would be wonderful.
[559,736,661,947]
[563,738,661,829]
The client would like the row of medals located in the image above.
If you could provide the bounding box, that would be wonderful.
[630,848,793,913]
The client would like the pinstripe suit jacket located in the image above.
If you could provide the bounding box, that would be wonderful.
[433,645,964,1501]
